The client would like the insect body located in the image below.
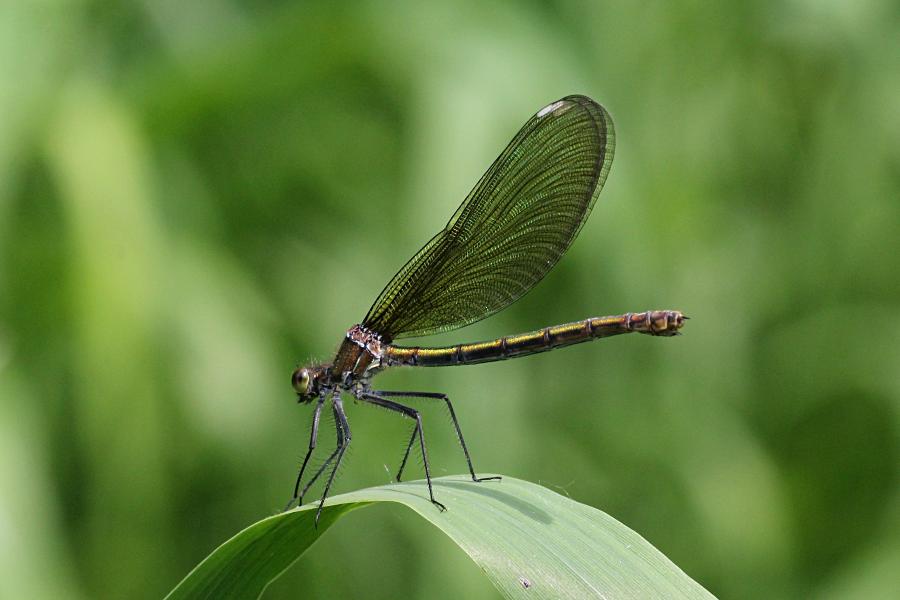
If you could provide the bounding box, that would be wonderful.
[286,95,685,523]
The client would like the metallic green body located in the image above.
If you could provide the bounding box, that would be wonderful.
[383,310,683,367]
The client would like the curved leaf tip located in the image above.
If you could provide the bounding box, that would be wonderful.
[167,476,715,599]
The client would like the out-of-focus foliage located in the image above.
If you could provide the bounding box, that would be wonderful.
[0,1,897,598]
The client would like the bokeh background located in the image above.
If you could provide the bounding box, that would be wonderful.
[2,1,898,598]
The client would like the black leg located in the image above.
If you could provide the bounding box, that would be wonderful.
[396,425,418,482]
[298,442,341,505]
[284,394,326,511]
[376,390,500,484]
[315,393,351,526]
[297,392,357,503]
[361,393,446,511]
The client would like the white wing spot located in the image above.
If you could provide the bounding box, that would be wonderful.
[537,100,565,118]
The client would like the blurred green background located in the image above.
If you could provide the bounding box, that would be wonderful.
[2,1,898,598]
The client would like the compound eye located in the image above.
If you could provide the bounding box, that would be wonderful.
[292,368,311,395]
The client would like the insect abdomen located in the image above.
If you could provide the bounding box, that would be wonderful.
[385,310,684,367]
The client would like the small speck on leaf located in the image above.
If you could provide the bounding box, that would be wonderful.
[519,576,532,589]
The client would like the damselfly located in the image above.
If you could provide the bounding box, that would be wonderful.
[285,95,686,522]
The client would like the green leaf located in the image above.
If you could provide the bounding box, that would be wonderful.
[166,476,715,599]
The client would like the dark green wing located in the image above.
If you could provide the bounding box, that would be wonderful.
[363,95,615,340]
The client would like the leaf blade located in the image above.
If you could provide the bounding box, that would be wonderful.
[166,476,715,599]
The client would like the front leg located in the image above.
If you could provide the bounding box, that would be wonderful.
[284,394,326,511]
[314,391,352,526]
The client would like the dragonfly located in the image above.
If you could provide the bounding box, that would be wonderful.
[286,95,686,523]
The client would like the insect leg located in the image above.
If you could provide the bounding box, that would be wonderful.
[376,390,500,484]
[396,425,418,483]
[315,392,351,526]
[284,394,326,511]
[361,393,446,511]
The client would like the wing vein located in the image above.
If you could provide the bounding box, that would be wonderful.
[362,95,614,340]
